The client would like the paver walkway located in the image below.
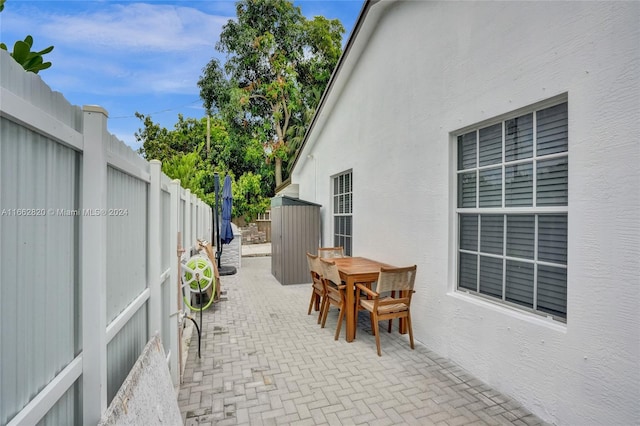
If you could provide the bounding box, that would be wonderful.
[178,257,550,426]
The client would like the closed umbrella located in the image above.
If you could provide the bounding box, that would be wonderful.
[221,175,234,244]
[215,174,236,276]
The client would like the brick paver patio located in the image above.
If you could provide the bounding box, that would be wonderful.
[178,256,550,426]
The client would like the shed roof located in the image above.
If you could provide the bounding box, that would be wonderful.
[270,195,321,208]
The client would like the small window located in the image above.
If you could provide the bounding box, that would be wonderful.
[333,171,352,255]
[456,101,568,321]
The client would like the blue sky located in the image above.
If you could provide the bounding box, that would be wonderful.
[0,0,363,150]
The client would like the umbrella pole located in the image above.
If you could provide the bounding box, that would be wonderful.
[214,198,216,246]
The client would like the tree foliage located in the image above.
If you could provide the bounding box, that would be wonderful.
[136,113,273,221]
[232,172,272,222]
[137,0,345,221]
[198,0,344,187]
[0,1,54,74]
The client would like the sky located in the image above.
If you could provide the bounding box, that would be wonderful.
[0,0,364,150]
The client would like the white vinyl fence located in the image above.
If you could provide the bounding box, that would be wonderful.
[0,50,212,425]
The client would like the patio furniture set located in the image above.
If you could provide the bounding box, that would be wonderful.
[306,247,417,356]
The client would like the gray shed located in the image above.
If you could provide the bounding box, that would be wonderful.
[270,196,321,285]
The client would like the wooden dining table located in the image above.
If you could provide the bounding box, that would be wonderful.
[331,256,396,342]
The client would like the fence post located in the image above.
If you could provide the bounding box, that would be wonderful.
[81,106,109,424]
[191,194,200,243]
[168,179,180,385]
[148,160,162,338]
[184,189,192,252]
[207,201,213,243]
[191,193,197,243]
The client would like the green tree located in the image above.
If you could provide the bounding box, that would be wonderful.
[135,112,173,162]
[232,172,271,222]
[0,1,54,74]
[137,113,223,205]
[198,0,344,188]
[161,150,216,205]
[135,112,273,220]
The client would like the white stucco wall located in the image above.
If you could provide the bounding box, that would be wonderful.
[292,2,640,425]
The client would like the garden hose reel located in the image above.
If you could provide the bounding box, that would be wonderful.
[181,254,216,311]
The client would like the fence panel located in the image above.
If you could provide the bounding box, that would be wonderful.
[106,304,148,404]
[106,167,149,321]
[160,275,172,357]
[0,116,80,425]
[161,187,171,272]
[35,381,81,426]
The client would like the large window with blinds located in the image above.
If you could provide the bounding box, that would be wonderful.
[333,171,352,256]
[456,101,568,321]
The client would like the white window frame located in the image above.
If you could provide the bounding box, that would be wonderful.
[454,95,569,322]
[332,170,353,256]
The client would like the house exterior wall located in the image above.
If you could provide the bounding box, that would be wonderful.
[292,1,640,425]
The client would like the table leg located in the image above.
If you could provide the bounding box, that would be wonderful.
[345,277,355,342]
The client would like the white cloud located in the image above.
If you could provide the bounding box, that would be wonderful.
[42,3,230,52]
[2,2,231,97]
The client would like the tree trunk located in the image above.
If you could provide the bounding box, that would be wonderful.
[275,157,282,188]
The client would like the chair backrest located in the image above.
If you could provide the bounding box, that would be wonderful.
[375,265,417,294]
[319,258,343,285]
[318,246,344,259]
[306,252,322,276]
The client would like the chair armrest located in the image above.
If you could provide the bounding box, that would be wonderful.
[356,283,378,298]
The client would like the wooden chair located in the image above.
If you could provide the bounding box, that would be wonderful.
[306,253,326,324]
[355,265,417,356]
[319,258,347,340]
[318,246,344,258]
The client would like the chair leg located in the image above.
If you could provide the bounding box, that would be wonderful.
[373,315,382,356]
[321,300,330,328]
[317,296,326,324]
[387,290,395,332]
[307,290,315,315]
[334,306,344,340]
[370,312,376,336]
[407,312,415,350]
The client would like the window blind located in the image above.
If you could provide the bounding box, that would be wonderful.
[458,132,477,170]
[505,163,533,207]
[479,256,503,298]
[537,103,568,156]
[537,157,568,206]
[479,123,502,166]
[479,167,502,207]
[480,215,503,255]
[459,253,478,291]
[537,265,567,317]
[505,260,534,308]
[505,113,533,161]
[457,100,568,320]
[538,215,568,263]
[507,215,535,259]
